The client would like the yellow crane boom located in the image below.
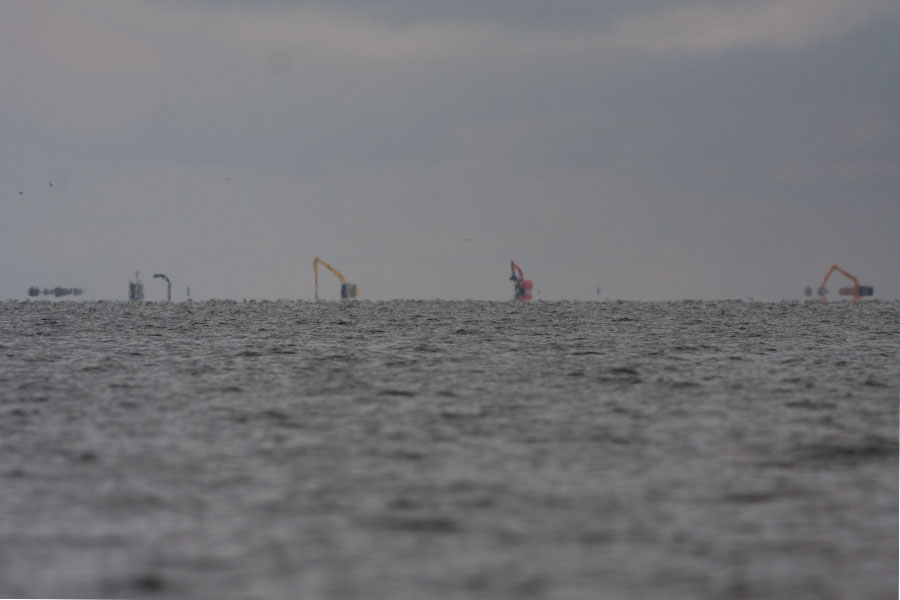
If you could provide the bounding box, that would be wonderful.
[313,256,358,301]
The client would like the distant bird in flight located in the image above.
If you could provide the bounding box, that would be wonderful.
[18,191,23,195]
[49,181,53,187]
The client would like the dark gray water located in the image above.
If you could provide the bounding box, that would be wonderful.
[1,299,897,599]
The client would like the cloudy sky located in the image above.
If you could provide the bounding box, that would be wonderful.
[2,0,898,301]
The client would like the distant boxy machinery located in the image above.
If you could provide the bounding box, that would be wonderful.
[129,271,144,301]
[28,286,84,298]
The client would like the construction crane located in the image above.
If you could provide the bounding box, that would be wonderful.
[509,260,533,301]
[805,264,873,301]
[313,256,358,301]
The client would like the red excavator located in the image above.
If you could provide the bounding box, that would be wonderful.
[510,260,533,301]
[805,264,874,301]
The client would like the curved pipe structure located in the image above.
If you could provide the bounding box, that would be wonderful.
[153,273,172,302]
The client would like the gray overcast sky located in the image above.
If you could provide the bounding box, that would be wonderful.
[2,0,898,301]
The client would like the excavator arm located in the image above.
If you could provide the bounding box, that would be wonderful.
[313,256,357,301]
[510,260,524,283]
[314,257,346,286]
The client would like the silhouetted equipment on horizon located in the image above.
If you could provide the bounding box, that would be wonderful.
[154,273,172,302]
[27,286,84,298]
[510,260,533,301]
[805,264,873,301]
[313,256,358,301]
[129,271,144,301]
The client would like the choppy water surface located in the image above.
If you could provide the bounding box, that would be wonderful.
[1,299,897,599]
